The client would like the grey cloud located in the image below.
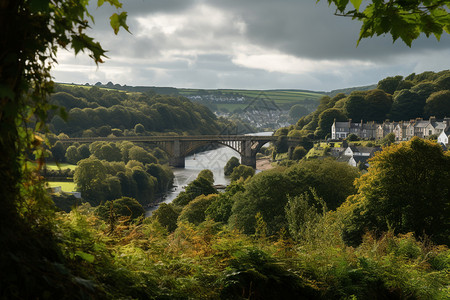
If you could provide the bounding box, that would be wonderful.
[54,0,450,91]
[208,0,450,62]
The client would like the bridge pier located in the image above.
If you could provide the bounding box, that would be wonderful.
[241,140,256,168]
[241,155,256,168]
[169,139,185,168]
[169,156,185,168]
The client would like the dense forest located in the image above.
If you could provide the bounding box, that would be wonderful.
[281,70,450,139]
[49,84,245,137]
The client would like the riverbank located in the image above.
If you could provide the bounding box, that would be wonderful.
[256,158,274,170]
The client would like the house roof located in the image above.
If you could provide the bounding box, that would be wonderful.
[353,156,369,164]
[336,155,352,163]
[415,121,429,128]
[434,122,447,130]
[362,123,377,129]
[334,122,349,128]
[348,146,381,154]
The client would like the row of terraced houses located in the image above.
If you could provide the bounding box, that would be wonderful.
[331,117,450,146]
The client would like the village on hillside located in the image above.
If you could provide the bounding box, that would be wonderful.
[323,117,450,169]
[331,117,450,144]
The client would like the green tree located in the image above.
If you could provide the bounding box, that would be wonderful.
[77,144,90,160]
[347,133,359,141]
[230,170,291,235]
[51,141,66,162]
[128,146,158,164]
[274,135,289,153]
[224,156,240,176]
[344,92,366,121]
[388,89,425,121]
[104,176,122,200]
[424,90,450,118]
[145,163,174,193]
[285,158,359,211]
[381,132,396,145]
[343,138,450,246]
[151,203,180,232]
[198,169,214,184]
[434,73,450,90]
[74,157,108,205]
[172,174,217,207]
[291,146,307,160]
[315,108,347,138]
[321,0,450,46]
[178,194,218,225]
[230,165,255,181]
[134,123,145,134]
[285,191,327,242]
[410,81,438,99]
[364,89,393,122]
[95,197,144,223]
[377,76,403,95]
[131,168,156,205]
[65,145,80,164]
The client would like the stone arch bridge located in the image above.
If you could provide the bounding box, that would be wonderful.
[59,135,301,168]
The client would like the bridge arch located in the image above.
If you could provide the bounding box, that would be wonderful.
[180,140,242,157]
[57,135,301,169]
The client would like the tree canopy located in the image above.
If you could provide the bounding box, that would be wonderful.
[343,137,450,245]
[322,0,450,46]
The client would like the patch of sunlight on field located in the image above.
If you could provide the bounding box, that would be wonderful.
[46,162,77,170]
[47,181,76,192]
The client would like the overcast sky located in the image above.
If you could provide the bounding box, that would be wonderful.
[51,0,450,92]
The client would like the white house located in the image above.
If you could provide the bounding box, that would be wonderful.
[331,121,350,139]
[338,146,381,167]
[438,129,450,146]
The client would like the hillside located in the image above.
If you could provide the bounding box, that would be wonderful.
[64,82,325,130]
[280,70,450,140]
[50,84,240,137]
[327,84,377,97]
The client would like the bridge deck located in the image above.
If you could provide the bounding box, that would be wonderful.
[58,135,282,143]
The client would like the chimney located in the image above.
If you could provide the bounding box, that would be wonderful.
[444,117,450,127]
[429,116,436,123]
[348,119,352,127]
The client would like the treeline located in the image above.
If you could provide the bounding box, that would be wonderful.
[49,84,235,137]
[284,70,450,139]
[47,140,173,207]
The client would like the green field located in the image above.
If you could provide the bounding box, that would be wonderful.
[47,181,77,192]
[178,88,324,113]
[179,88,323,103]
[46,162,77,171]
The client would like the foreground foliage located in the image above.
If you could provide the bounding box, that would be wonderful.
[343,137,450,246]
[46,204,449,299]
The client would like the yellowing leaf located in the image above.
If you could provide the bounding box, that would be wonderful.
[350,0,362,11]
[109,12,130,35]
[75,251,95,263]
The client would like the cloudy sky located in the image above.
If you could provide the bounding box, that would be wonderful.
[51,0,450,92]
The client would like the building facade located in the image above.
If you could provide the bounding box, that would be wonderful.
[331,117,450,145]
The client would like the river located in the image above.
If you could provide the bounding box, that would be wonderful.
[145,132,272,216]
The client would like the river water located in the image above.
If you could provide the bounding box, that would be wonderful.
[145,132,272,216]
